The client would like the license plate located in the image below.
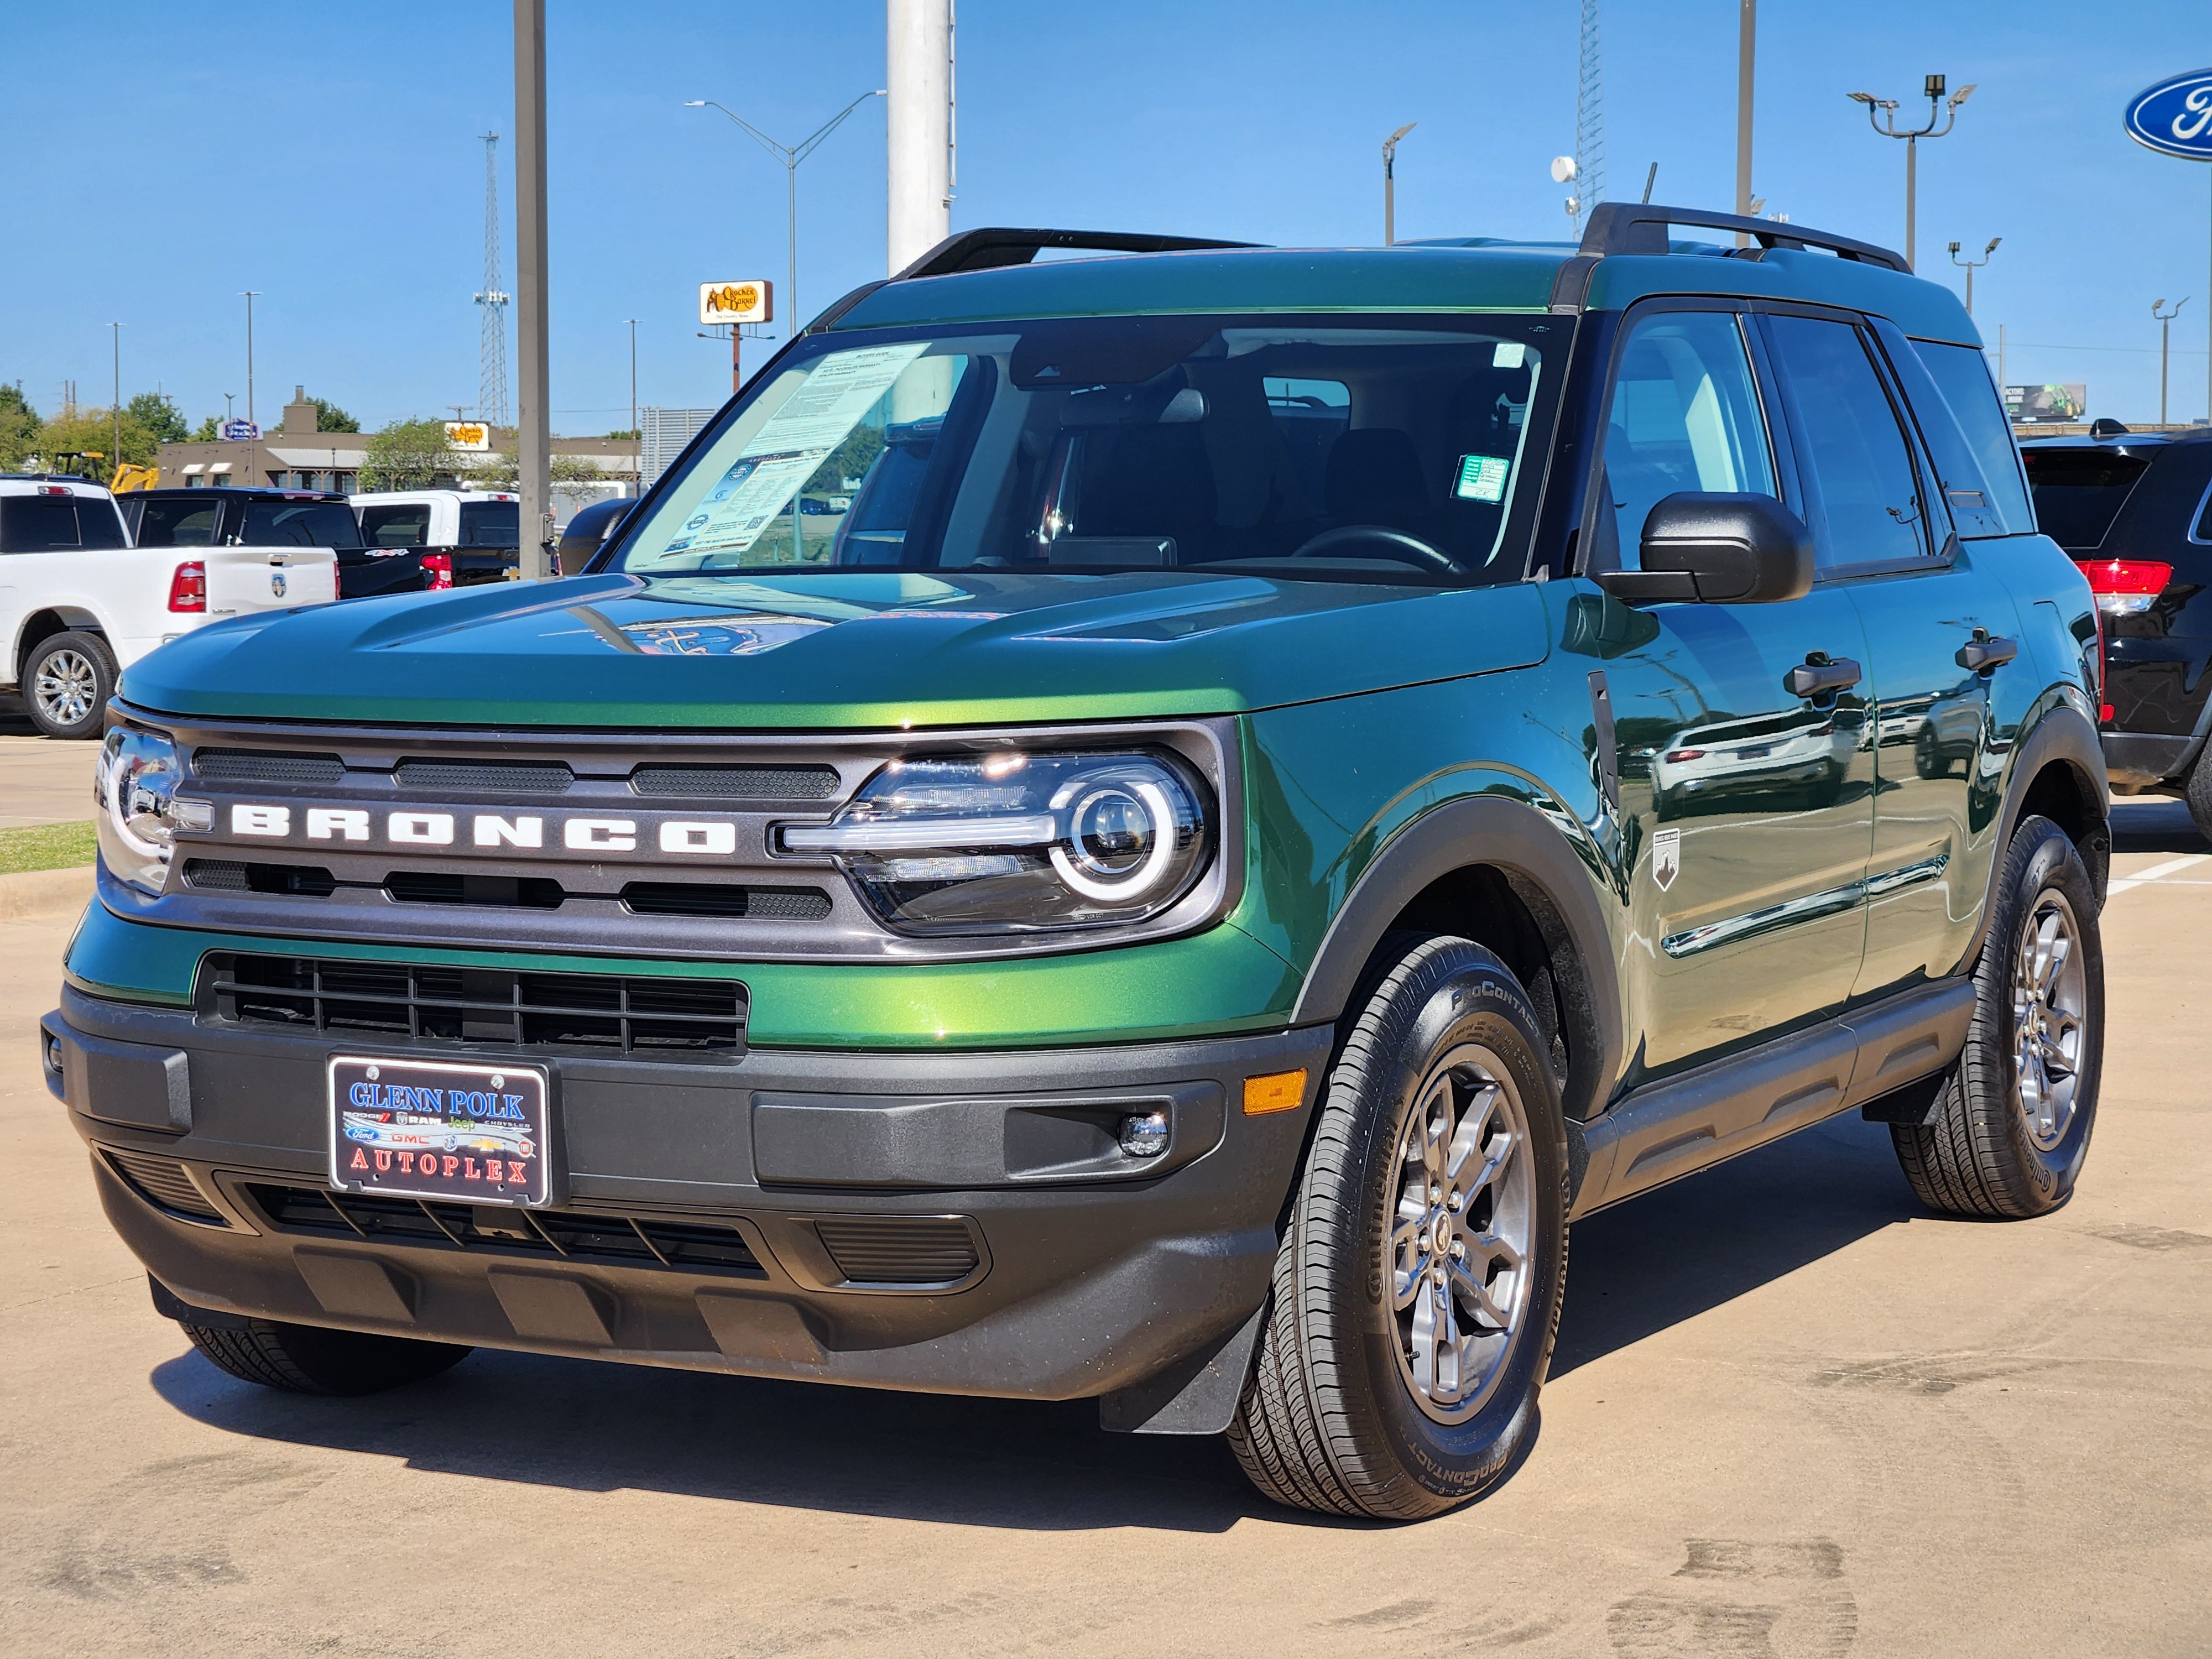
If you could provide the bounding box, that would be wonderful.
[329,1055,551,1207]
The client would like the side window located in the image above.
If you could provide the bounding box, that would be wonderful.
[1764,315,1931,568]
[1597,311,1776,570]
[361,504,432,547]
[1912,340,2033,534]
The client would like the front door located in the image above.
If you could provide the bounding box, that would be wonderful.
[1580,306,1874,1082]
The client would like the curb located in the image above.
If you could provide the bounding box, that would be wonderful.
[0,864,94,925]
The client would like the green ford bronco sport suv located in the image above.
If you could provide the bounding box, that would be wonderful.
[51,206,2108,1520]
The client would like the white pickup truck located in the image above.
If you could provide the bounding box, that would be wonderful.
[2,477,338,739]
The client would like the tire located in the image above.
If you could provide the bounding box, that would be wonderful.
[1891,815,2104,1218]
[180,1317,471,1396]
[22,630,116,740]
[2186,745,2212,848]
[1228,935,1569,1520]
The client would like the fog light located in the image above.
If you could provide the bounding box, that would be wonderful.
[1118,1109,1170,1158]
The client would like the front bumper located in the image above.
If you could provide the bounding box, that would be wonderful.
[47,983,1326,1407]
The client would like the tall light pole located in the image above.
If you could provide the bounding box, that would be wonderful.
[109,322,122,486]
[685,91,886,343]
[887,0,953,274]
[239,290,260,486]
[1735,0,1755,246]
[1948,236,2000,315]
[626,319,640,492]
[1383,122,1416,245]
[2155,298,2190,426]
[1847,75,1975,270]
[514,0,552,578]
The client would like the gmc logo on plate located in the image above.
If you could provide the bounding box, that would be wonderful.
[226,804,740,857]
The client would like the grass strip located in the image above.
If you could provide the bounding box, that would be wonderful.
[0,820,97,875]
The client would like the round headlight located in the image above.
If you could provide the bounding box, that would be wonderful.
[94,726,186,895]
[1052,778,1176,899]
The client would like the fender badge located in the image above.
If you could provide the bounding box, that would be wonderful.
[1652,827,1681,892]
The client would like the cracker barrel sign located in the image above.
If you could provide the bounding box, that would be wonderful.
[444,421,492,451]
[699,280,773,327]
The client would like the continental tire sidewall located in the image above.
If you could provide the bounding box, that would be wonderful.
[1337,946,1569,1504]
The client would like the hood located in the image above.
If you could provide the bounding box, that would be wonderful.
[118,570,1548,730]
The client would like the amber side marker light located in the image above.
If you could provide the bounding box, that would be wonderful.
[1243,1070,1308,1115]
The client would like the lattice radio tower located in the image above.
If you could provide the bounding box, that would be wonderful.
[474,132,510,429]
[1573,0,1605,228]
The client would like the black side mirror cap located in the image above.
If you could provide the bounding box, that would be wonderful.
[1595,492,1814,605]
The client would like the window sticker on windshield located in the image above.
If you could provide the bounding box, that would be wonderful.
[1493,342,1527,369]
[1454,454,1512,503]
[676,342,930,557]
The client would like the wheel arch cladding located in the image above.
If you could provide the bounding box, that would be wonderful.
[1999,705,2110,909]
[1289,796,1622,1124]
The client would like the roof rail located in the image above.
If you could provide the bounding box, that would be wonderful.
[892,227,1264,283]
[1548,202,1908,310]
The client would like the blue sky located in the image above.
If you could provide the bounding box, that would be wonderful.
[4,0,2210,433]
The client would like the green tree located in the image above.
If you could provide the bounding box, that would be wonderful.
[310,397,359,434]
[126,392,190,446]
[359,417,460,491]
[28,407,159,483]
[480,446,612,487]
[811,422,884,493]
[0,382,40,471]
[190,415,222,442]
[604,427,639,441]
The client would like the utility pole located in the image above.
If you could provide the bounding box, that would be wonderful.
[886,0,953,275]
[1383,123,1416,244]
[2155,298,2189,426]
[513,0,551,578]
[110,323,121,486]
[1735,0,1755,246]
[240,290,260,486]
[1948,237,2000,314]
[627,319,640,491]
[1848,75,1975,270]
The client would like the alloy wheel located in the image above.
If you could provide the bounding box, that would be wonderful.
[2012,889,2087,1151]
[1387,1045,1535,1425]
[33,649,98,728]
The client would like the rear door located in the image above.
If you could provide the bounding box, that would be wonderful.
[1582,302,1874,1078]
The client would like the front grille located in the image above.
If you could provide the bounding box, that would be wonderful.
[395,759,574,793]
[192,748,346,785]
[184,859,338,896]
[103,1149,226,1222]
[385,871,565,909]
[204,953,748,1056]
[813,1216,979,1286]
[246,1184,765,1278]
[629,763,842,800]
[620,881,832,920]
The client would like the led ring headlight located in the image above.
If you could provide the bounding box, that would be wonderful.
[1050,778,1175,900]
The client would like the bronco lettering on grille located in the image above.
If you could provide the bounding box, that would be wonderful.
[221,804,746,858]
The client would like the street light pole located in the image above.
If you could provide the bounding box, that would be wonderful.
[1847,75,1976,270]
[1947,236,2000,315]
[684,90,886,344]
[109,322,121,486]
[627,319,640,491]
[1735,0,1756,246]
[1382,122,1416,244]
[513,0,552,578]
[239,290,260,485]
[2154,298,2190,426]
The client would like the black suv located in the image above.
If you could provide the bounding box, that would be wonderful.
[2021,429,2212,836]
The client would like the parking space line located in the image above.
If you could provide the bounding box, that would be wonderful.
[2107,853,2212,894]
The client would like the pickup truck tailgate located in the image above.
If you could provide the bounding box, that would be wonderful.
[205,547,338,617]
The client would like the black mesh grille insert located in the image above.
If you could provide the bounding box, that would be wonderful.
[395,759,575,793]
[629,764,841,800]
[191,748,346,785]
[619,882,832,920]
[813,1217,979,1286]
[204,953,747,1056]
[184,859,339,896]
[104,1149,225,1222]
[385,871,566,909]
[244,1184,766,1279]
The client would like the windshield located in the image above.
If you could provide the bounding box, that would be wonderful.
[613,315,1557,584]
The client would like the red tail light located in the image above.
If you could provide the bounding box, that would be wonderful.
[2074,557,2172,618]
[1663,749,1707,763]
[168,561,207,613]
[421,554,453,591]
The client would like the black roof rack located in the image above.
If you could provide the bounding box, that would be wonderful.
[892,227,1264,283]
[1549,202,1908,310]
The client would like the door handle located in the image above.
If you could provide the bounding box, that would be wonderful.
[1956,635,2018,674]
[1784,656,1861,700]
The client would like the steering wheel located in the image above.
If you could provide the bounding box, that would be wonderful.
[1288,524,1455,572]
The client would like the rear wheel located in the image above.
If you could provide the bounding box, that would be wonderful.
[23,631,115,740]
[2185,745,2212,847]
[1228,935,1568,1520]
[180,1317,471,1396]
[1891,815,2103,1218]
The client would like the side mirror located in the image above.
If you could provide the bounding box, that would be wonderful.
[555,499,634,576]
[1594,492,1814,605]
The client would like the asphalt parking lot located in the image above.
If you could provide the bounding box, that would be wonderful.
[2,765,2206,1656]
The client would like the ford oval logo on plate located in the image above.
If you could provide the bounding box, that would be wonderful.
[2124,68,2212,160]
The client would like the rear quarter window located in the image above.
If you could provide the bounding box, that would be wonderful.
[1911,340,2033,534]
[2018,449,2151,552]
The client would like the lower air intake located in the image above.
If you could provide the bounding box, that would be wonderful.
[812,1216,981,1287]
[103,1148,226,1223]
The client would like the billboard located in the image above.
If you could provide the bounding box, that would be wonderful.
[445,421,492,451]
[219,419,259,441]
[700,280,773,326]
[2006,384,2088,425]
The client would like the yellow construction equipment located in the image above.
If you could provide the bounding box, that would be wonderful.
[108,462,160,493]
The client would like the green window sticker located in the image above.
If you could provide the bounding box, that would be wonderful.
[1455,453,1512,503]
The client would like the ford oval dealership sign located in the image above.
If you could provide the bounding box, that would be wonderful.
[2125,69,2212,159]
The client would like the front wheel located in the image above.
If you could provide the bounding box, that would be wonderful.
[23,631,116,740]
[1891,815,2104,1218]
[181,1317,471,1395]
[1229,935,1569,1520]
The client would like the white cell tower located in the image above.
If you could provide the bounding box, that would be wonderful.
[474,131,510,429]
[1574,0,1605,228]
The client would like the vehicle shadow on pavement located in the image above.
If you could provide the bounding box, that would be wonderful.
[1553,1112,1919,1376]
[2109,796,2206,856]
